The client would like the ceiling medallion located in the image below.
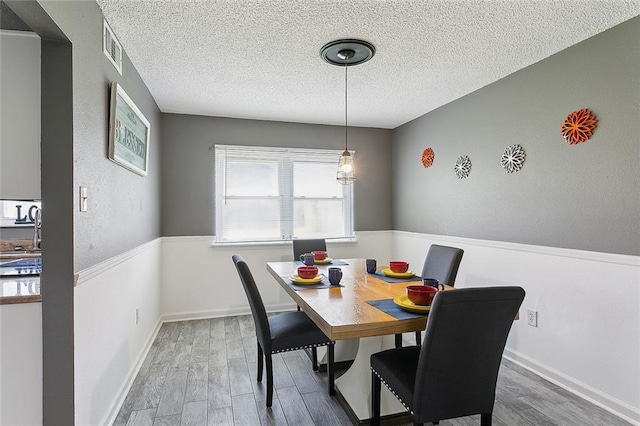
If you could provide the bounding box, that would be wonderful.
[501,144,526,173]
[421,147,435,168]
[454,155,472,179]
[561,108,598,145]
[321,39,375,185]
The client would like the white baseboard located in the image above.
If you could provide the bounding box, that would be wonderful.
[503,348,639,425]
[102,318,164,426]
[160,302,297,323]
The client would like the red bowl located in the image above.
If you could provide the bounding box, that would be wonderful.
[389,261,409,273]
[312,251,327,260]
[297,266,318,279]
[406,285,438,306]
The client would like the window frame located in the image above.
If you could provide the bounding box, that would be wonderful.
[214,144,354,243]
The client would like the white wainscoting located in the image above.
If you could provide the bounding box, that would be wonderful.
[393,231,640,424]
[159,231,394,321]
[68,231,638,425]
[74,238,163,426]
[0,302,42,426]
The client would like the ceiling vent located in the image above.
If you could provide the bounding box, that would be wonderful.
[103,19,122,74]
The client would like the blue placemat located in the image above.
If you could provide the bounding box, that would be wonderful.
[370,270,423,283]
[294,259,349,266]
[280,274,343,291]
[366,299,428,319]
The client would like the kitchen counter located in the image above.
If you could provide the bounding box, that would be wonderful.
[0,250,42,304]
[0,275,40,304]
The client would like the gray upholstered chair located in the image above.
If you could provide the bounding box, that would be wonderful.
[420,244,464,286]
[292,238,327,260]
[397,244,464,347]
[232,254,335,407]
[292,239,327,311]
[372,286,525,426]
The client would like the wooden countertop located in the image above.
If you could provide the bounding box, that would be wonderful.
[0,275,41,304]
[0,251,42,304]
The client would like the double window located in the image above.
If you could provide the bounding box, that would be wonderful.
[214,145,354,243]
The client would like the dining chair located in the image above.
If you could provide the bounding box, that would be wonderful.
[396,244,464,348]
[232,254,335,407]
[292,238,327,260]
[372,286,525,426]
[292,239,327,311]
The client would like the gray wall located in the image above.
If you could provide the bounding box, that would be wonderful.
[39,0,162,271]
[392,16,640,256]
[6,1,162,423]
[161,114,393,236]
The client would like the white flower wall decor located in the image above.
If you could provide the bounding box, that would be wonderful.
[454,155,472,179]
[501,144,526,173]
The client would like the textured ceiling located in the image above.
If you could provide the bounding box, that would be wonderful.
[96,1,640,129]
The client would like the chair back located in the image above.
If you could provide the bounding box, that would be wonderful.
[421,244,464,286]
[292,239,327,260]
[413,286,525,423]
[232,255,271,352]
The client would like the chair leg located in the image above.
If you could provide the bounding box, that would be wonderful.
[395,333,403,348]
[327,344,335,395]
[265,353,274,408]
[311,347,318,371]
[415,330,422,345]
[257,342,264,382]
[371,372,382,425]
[481,412,492,426]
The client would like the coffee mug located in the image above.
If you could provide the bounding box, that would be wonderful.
[328,267,343,285]
[300,253,315,266]
[422,278,439,288]
[366,259,377,274]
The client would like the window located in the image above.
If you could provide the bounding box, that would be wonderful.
[215,145,354,243]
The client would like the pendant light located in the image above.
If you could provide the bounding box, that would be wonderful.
[321,39,375,185]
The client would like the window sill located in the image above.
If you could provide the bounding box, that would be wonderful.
[211,237,357,248]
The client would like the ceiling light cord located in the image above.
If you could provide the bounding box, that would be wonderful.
[344,62,348,151]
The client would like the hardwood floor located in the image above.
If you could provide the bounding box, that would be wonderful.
[114,316,630,426]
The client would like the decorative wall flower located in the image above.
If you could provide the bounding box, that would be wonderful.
[421,147,435,168]
[501,144,526,173]
[561,108,598,144]
[454,155,471,179]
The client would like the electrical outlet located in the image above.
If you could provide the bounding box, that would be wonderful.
[527,309,538,327]
[135,308,140,325]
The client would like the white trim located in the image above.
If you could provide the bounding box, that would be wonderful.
[0,29,40,38]
[102,319,163,426]
[159,303,296,323]
[394,231,640,267]
[503,349,640,425]
[75,238,161,286]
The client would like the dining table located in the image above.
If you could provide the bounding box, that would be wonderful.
[266,258,452,421]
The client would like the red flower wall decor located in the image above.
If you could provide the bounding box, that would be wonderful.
[561,108,598,145]
[421,147,435,168]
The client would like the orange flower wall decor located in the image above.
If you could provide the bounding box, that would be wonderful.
[421,147,435,168]
[561,108,598,145]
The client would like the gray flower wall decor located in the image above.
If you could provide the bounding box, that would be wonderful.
[501,144,526,173]
[454,155,472,179]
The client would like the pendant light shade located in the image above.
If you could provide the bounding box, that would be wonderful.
[320,39,375,185]
[337,149,355,184]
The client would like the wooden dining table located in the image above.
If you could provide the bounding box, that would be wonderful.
[266,258,452,421]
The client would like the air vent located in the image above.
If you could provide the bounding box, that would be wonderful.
[103,19,122,74]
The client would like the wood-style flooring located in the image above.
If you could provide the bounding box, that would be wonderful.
[114,316,630,426]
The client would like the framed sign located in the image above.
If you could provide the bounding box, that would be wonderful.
[108,82,150,176]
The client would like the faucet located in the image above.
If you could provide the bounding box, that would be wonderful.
[33,207,42,250]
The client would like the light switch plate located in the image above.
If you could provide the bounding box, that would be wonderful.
[79,186,88,212]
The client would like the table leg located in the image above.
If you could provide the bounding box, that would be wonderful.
[334,335,407,421]
[316,339,359,365]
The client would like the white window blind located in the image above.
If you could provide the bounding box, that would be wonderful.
[215,144,354,243]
